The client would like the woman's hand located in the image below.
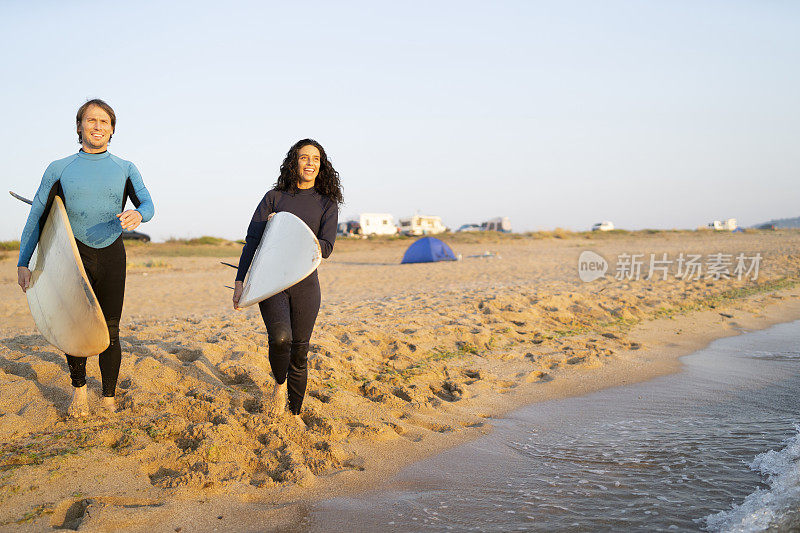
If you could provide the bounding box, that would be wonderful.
[117,210,143,230]
[232,281,244,310]
[232,214,272,310]
[17,267,31,292]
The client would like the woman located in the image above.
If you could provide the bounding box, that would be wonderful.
[233,139,342,416]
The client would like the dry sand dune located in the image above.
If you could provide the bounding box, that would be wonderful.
[1,231,800,530]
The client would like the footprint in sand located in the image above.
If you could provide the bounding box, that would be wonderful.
[50,497,165,530]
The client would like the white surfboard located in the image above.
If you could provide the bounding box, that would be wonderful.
[237,211,322,308]
[24,196,110,356]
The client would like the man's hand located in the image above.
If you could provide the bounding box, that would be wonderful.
[17,267,31,292]
[232,281,244,310]
[117,210,143,231]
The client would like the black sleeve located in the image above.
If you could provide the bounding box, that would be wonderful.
[318,199,338,259]
[123,178,141,208]
[236,192,273,281]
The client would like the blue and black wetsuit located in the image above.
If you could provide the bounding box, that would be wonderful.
[237,187,337,414]
[18,150,154,397]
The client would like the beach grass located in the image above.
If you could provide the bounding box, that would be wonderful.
[10,504,53,526]
[119,228,800,259]
[336,227,797,247]
[126,240,242,258]
[652,277,800,320]
[167,235,230,245]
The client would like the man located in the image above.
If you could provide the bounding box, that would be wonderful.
[16,99,154,417]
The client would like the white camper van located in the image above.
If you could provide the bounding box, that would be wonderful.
[398,214,446,236]
[482,217,512,232]
[359,213,397,236]
[592,221,615,232]
[708,218,737,231]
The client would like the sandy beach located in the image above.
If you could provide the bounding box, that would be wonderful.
[1,230,800,531]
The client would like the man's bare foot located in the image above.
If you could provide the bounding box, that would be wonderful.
[68,385,89,418]
[100,396,116,413]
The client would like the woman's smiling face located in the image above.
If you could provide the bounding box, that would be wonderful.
[296,144,321,188]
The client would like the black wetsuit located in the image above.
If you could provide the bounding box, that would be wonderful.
[67,236,126,396]
[237,187,337,414]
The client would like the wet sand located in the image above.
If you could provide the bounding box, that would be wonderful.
[1,230,799,531]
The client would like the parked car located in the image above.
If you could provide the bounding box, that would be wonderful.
[456,224,482,232]
[122,230,150,242]
[591,221,614,232]
[337,220,361,236]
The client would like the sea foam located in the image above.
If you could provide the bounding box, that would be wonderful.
[704,425,800,532]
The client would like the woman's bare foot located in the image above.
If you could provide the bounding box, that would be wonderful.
[288,413,307,431]
[267,380,286,416]
[68,385,89,418]
[100,396,116,413]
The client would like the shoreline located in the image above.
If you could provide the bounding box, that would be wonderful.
[303,316,800,532]
[1,233,800,530]
[293,285,800,502]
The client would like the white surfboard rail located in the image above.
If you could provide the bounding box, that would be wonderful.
[14,194,109,356]
[237,212,322,308]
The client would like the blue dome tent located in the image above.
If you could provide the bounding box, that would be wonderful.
[401,237,457,264]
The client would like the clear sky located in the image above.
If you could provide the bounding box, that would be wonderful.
[1,0,798,241]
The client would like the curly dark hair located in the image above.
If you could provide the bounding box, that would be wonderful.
[275,139,343,206]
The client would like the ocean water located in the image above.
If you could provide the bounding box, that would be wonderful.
[300,320,800,532]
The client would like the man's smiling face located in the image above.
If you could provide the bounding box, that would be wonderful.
[78,105,113,152]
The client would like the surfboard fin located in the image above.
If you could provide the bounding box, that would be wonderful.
[220,261,238,269]
[9,191,33,205]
